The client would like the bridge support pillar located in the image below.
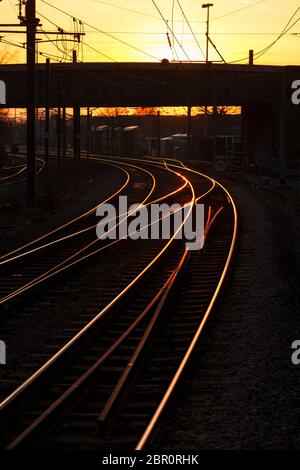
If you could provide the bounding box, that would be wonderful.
[282,105,300,184]
[242,105,278,176]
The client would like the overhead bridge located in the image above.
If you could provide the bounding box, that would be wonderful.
[0,62,300,175]
[0,62,296,108]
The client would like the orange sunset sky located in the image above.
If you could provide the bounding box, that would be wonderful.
[0,0,300,65]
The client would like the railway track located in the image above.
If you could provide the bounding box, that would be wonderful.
[0,158,237,450]
[0,158,189,310]
[0,157,199,398]
[0,164,26,183]
[0,155,44,188]
[0,158,130,257]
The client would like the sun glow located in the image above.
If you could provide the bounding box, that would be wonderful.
[0,0,299,65]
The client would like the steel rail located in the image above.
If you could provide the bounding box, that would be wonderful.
[97,249,190,435]
[1,163,27,170]
[0,166,185,271]
[0,160,190,305]
[5,250,190,449]
[0,159,152,266]
[0,161,156,305]
[0,156,184,266]
[0,160,130,263]
[97,195,217,435]
[0,164,27,182]
[93,154,217,198]
[0,157,45,188]
[135,168,238,450]
[0,165,217,448]
[0,163,197,413]
[0,161,224,451]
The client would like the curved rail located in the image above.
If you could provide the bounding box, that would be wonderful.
[0,156,45,188]
[0,158,197,307]
[136,168,238,450]
[0,159,130,263]
[0,158,230,451]
[0,164,27,182]
[0,160,156,304]
[0,162,198,413]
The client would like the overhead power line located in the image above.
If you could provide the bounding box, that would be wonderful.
[151,0,191,61]
[35,10,82,63]
[229,6,300,63]
[211,0,269,23]
[255,14,300,60]
[176,0,205,59]
[0,36,66,62]
[93,0,160,21]
[37,10,63,31]
[93,0,271,25]
[171,0,175,53]
[82,40,117,62]
[0,30,290,36]
[41,0,160,61]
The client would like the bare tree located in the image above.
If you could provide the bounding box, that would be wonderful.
[97,107,129,117]
[0,45,18,64]
[134,107,159,116]
[195,106,241,115]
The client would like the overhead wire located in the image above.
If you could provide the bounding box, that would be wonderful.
[93,0,160,21]
[92,0,271,25]
[171,0,175,53]
[81,41,117,62]
[36,9,81,62]
[229,6,300,63]
[0,5,168,99]
[37,8,146,62]
[0,37,65,62]
[3,0,297,113]
[36,1,231,104]
[254,7,300,60]
[8,0,18,16]
[166,21,177,62]
[151,0,191,61]
[211,0,269,23]
[41,0,160,61]
[176,0,205,59]
[7,0,287,65]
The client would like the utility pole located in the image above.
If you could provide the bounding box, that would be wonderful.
[73,50,81,186]
[39,115,42,150]
[202,3,213,64]
[249,49,254,65]
[1,3,84,203]
[202,4,213,137]
[57,103,61,167]
[44,58,51,205]
[62,108,67,158]
[45,58,50,172]
[87,107,90,159]
[280,70,287,185]
[26,0,39,207]
[187,103,192,160]
[156,110,161,158]
[242,50,254,175]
